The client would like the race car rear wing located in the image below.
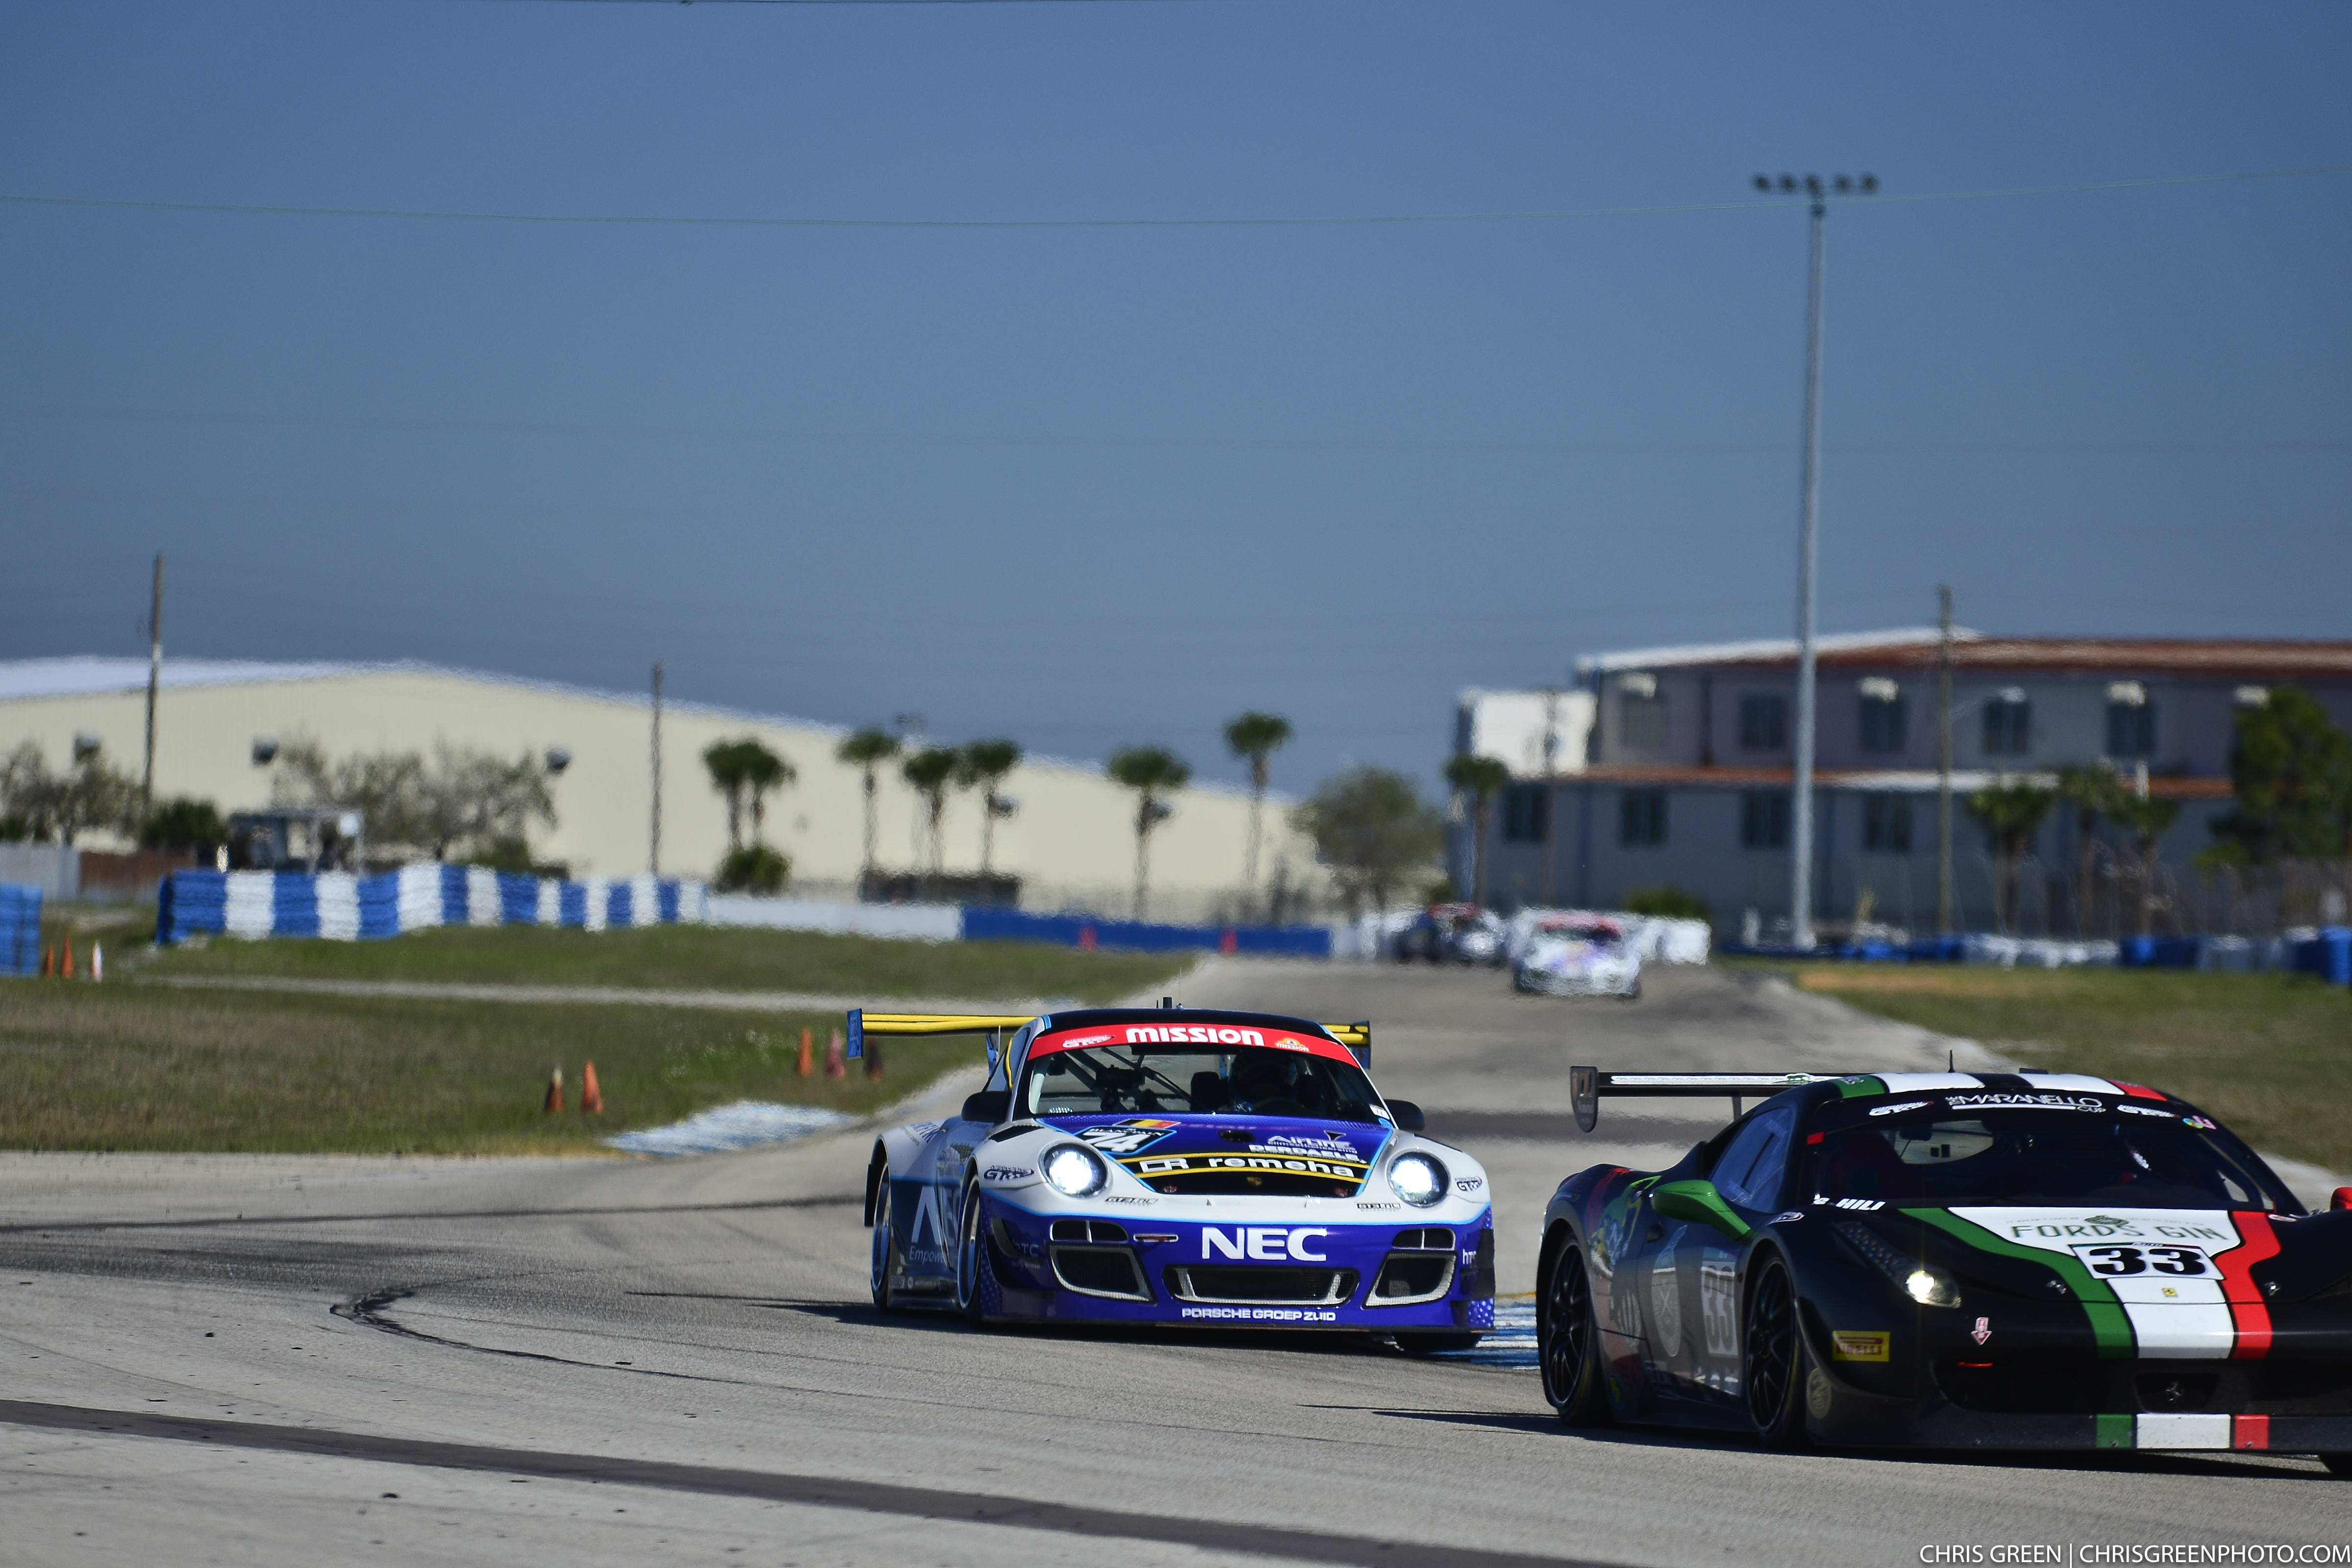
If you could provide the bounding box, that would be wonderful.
[1569,1068,1851,1133]
[848,1009,1373,1065]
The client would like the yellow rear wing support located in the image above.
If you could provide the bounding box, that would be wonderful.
[845,1009,1373,1064]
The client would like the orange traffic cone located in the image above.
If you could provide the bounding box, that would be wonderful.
[823,1028,847,1080]
[1078,924,1098,952]
[60,940,74,980]
[795,1027,813,1077]
[40,946,52,978]
[580,1061,603,1116]
[542,1065,564,1115]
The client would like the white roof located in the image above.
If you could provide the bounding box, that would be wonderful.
[1573,626,1979,674]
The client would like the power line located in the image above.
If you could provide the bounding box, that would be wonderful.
[1,163,2344,231]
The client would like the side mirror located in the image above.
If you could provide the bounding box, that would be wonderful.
[1651,1179,1751,1238]
[2332,1187,2352,1212]
[1386,1099,1426,1133]
[960,1091,1010,1125]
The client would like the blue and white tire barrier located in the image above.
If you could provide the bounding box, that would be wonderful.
[0,883,41,977]
[157,865,708,945]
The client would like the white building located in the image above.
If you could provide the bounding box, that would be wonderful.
[0,657,1319,922]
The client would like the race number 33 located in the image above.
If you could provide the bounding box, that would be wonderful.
[2071,1244,2208,1276]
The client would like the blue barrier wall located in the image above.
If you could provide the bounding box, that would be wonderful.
[960,906,1332,958]
[0,883,41,977]
[157,868,708,945]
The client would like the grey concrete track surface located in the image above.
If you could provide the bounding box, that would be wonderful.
[3,964,2342,1567]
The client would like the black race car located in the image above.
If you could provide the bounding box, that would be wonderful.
[1535,1068,2352,1467]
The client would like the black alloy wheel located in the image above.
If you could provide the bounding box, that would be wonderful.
[1538,1240,1612,1425]
[869,1166,901,1311]
[1743,1254,1808,1446]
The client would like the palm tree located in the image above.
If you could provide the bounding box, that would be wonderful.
[837,728,900,891]
[1108,745,1190,920]
[1968,777,2057,933]
[741,745,794,845]
[703,738,775,853]
[956,739,1022,878]
[1223,712,1292,900]
[900,747,959,897]
[1443,753,1512,910]
[2107,791,2182,937]
[2055,763,2122,935]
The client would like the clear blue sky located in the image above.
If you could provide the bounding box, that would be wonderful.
[3,1,2346,795]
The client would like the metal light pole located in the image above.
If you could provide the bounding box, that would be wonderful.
[649,660,665,876]
[1755,172,1875,950]
[1936,584,1956,933]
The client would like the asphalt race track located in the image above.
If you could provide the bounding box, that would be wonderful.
[3,961,2344,1566]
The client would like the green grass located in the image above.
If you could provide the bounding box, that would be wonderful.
[135,921,1192,1004]
[1751,962,2352,1173]
[0,981,980,1154]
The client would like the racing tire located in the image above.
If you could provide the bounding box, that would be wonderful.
[1743,1254,1811,1448]
[1538,1239,1613,1426]
[1393,1332,1483,1355]
[869,1163,903,1312]
[2321,1454,2352,1479]
[953,1173,998,1326]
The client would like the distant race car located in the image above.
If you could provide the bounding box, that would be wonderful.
[1536,1067,2352,1467]
[1514,914,1642,999]
[858,1005,1495,1350]
[1398,904,1505,966]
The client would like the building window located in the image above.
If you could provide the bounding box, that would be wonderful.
[1618,673,1667,752]
[1982,689,2032,757]
[1738,694,1786,751]
[1857,678,1908,755]
[1619,789,1667,848]
[1862,793,1912,854]
[2106,682,2156,760]
[1741,789,1789,850]
[1500,783,1549,844]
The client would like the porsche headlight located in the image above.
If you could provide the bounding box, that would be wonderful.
[1388,1152,1448,1207]
[1041,1144,1108,1198]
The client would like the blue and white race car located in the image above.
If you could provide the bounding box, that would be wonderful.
[857,1004,1496,1349]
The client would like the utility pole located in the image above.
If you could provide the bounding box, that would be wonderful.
[649,660,665,877]
[1754,171,1875,950]
[1538,686,1560,907]
[141,553,164,821]
[1936,584,1955,933]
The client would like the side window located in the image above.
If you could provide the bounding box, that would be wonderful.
[1711,1105,1797,1210]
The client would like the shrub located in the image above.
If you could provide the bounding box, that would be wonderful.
[716,845,790,895]
[1623,884,1711,921]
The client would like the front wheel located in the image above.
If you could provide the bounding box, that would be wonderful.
[954,1174,997,1325]
[1394,1332,1482,1355]
[1538,1239,1613,1425]
[1743,1254,1811,1447]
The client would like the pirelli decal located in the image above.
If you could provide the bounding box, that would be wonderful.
[1122,1152,1371,1182]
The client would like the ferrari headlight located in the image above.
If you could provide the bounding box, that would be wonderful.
[1904,1267,1962,1308]
[1388,1152,1448,1207]
[1041,1144,1108,1198]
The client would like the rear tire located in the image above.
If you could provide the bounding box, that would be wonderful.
[1743,1254,1811,1447]
[1539,1239,1613,1425]
[1394,1332,1483,1354]
[869,1165,901,1312]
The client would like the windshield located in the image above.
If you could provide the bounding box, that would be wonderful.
[1806,1100,2296,1211]
[1021,1044,1385,1124]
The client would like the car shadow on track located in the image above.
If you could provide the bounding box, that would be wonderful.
[770,1298,1438,1357]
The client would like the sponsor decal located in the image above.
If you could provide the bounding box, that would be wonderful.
[1077,1119,1182,1155]
[1812,1193,1832,1206]
[1355,1201,1400,1210]
[1867,1100,1932,1117]
[1131,1232,1178,1243]
[1944,1092,2105,1114]
[2003,1214,2230,1243]
[1833,1198,1884,1212]
[1805,1367,1834,1420]
[1061,1033,1113,1048]
[1455,1177,1485,1194]
[1772,1211,1806,1225]
[1648,1229,1684,1353]
[1201,1225,1329,1262]
[1971,1316,1991,1346]
[1101,1195,1155,1205]
[1127,1152,1368,1182]
[1273,1036,1312,1053]
[1179,1306,1337,1322]
[1251,1133,1359,1156]
[1831,1330,1890,1362]
[2118,1103,2176,1118]
[1123,1025,1267,1047]
[980,1167,1034,1181]
[2183,1115,2218,1130]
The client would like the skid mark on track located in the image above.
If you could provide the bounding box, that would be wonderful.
[0,1194,857,1236]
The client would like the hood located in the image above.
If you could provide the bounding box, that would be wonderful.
[1041,1113,1393,1198]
